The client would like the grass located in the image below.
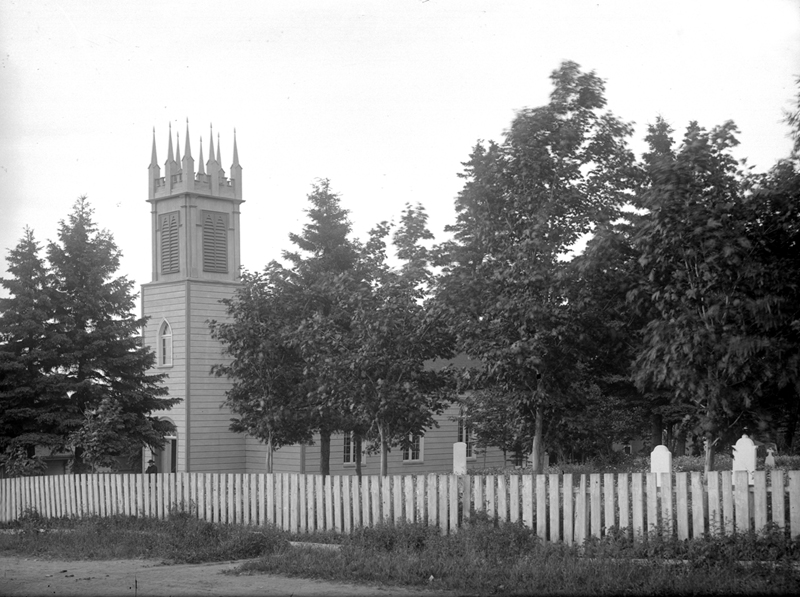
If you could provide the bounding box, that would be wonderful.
[3,508,799,595]
[0,507,287,564]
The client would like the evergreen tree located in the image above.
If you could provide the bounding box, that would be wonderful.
[0,228,59,475]
[283,180,360,475]
[44,197,178,472]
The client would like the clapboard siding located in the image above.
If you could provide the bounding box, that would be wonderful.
[142,281,188,468]
[185,281,242,472]
[241,403,507,475]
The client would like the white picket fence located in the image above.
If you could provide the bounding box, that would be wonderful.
[2,470,800,542]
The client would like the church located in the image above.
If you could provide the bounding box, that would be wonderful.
[141,124,505,476]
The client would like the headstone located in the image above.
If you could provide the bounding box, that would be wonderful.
[650,445,672,487]
[453,442,467,475]
[732,434,757,484]
[765,447,776,469]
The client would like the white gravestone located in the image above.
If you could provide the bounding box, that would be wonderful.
[732,434,757,484]
[453,442,467,475]
[765,447,776,469]
[650,445,672,487]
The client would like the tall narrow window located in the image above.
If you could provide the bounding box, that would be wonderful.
[159,320,173,366]
[403,434,423,462]
[458,415,474,458]
[202,211,228,273]
[160,212,179,274]
[343,433,354,464]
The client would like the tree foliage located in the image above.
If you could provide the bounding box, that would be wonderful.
[434,61,638,470]
[0,197,178,474]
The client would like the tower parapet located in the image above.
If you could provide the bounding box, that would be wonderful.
[149,122,242,202]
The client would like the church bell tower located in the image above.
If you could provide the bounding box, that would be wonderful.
[142,121,244,473]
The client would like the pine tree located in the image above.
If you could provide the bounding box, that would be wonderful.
[0,228,59,475]
[43,197,179,472]
[283,180,360,475]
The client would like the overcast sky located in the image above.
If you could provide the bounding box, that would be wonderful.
[1,0,798,311]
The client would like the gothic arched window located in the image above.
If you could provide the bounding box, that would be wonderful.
[202,211,228,273]
[159,320,173,367]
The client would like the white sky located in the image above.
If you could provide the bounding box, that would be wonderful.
[1,0,799,312]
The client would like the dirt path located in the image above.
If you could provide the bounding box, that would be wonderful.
[0,556,457,597]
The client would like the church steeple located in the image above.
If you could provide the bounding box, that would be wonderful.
[181,119,194,191]
[149,122,241,201]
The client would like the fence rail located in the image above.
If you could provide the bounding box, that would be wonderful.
[2,471,799,542]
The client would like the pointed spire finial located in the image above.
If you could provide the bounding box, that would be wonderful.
[216,132,222,165]
[184,119,192,159]
[198,135,206,175]
[167,122,174,163]
[150,127,158,167]
[232,128,240,167]
[208,124,217,165]
[175,129,181,165]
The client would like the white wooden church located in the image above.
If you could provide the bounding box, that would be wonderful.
[142,124,505,476]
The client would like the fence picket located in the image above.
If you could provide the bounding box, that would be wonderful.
[550,474,560,542]
[563,474,574,545]
[789,471,800,538]
[393,475,403,525]
[536,475,546,540]
[590,474,602,538]
[438,475,448,535]
[426,473,437,526]
[603,473,615,536]
[497,475,507,523]
[316,474,325,531]
[461,475,471,525]
[473,475,483,515]
[771,471,785,530]
[617,473,629,538]
[416,474,426,524]
[291,474,300,533]
[334,475,342,532]
[708,472,721,536]
[753,471,767,533]
[522,475,533,530]
[449,474,459,533]
[404,475,414,523]
[676,473,689,540]
[508,475,519,524]
[691,472,705,539]
[486,475,495,520]
[660,472,673,537]
[575,475,587,545]
[646,473,658,534]
[721,471,734,534]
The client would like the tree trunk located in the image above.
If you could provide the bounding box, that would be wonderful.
[783,383,800,452]
[70,446,90,474]
[379,426,388,477]
[675,431,686,457]
[650,413,663,447]
[704,433,716,473]
[265,433,273,474]
[530,404,543,474]
[319,428,331,477]
[355,436,363,480]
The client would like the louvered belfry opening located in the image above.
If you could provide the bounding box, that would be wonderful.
[202,211,228,273]
[160,212,180,274]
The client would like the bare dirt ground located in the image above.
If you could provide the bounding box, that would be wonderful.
[0,556,458,597]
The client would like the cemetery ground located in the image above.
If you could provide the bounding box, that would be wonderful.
[2,455,800,596]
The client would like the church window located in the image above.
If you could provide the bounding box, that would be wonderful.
[402,434,423,463]
[202,211,228,273]
[159,320,173,366]
[160,212,180,274]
